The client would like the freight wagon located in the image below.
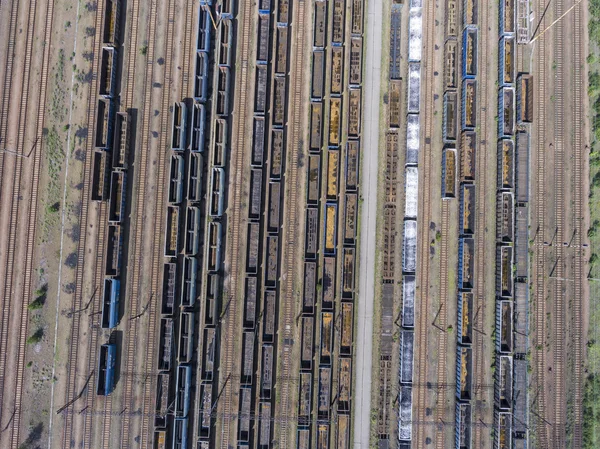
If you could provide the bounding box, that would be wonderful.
[261,344,274,399]
[304,262,317,313]
[463,0,477,25]
[307,154,321,204]
[175,365,192,418]
[460,131,477,181]
[462,27,478,79]
[496,355,513,410]
[95,98,114,149]
[207,221,222,272]
[219,18,233,66]
[298,372,312,423]
[158,318,173,371]
[400,331,414,384]
[497,192,514,242]
[172,418,188,449]
[458,237,475,289]
[184,206,200,255]
[103,0,121,46]
[496,300,513,353]
[263,290,276,342]
[320,312,334,364]
[194,51,210,102]
[252,118,265,167]
[517,74,533,123]
[168,154,185,204]
[341,303,354,354]
[351,0,364,34]
[499,36,515,86]
[106,224,123,276]
[329,98,342,146]
[331,46,344,95]
[155,373,170,428]
[408,8,423,62]
[259,403,272,448]
[498,139,515,190]
[198,383,213,438]
[338,358,352,412]
[456,346,473,401]
[499,0,516,34]
[498,87,515,138]
[256,65,268,114]
[171,101,187,151]
[243,276,257,328]
[446,0,458,36]
[445,40,458,89]
[458,292,473,345]
[112,111,130,170]
[399,386,413,441]
[389,80,402,128]
[101,278,120,329]
[249,168,263,220]
[346,140,360,190]
[99,47,117,98]
[210,167,225,217]
[91,150,110,201]
[515,205,529,278]
[442,148,457,198]
[276,25,288,74]
[455,403,472,449]
[496,245,513,297]
[405,167,419,217]
[324,203,338,255]
[108,170,127,223]
[495,412,512,449]
[327,149,339,199]
[180,257,197,308]
[406,114,420,164]
[202,328,217,381]
[443,91,458,142]
[239,387,252,442]
[247,223,260,274]
[314,1,326,48]
[312,50,325,99]
[350,38,363,85]
[190,102,206,152]
[204,274,220,325]
[342,248,355,298]
[273,75,286,127]
[310,102,323,151]
[332,0,345,44]
[217,67,230,116]
[348,88,362,137]
[344,193,358,244]
[301,316,314,369]
[96,343,117,395]
[187,152,203,203]
[402,275,416,328]
[516,131,530,203]
[323,257,336,309]
[390,6,402,79]
[403,220,417,273]
[318,367,332,418]
[266,235,279,286]
[461,80,477,130]
[197,7,212,52]
[270,129,284,179]
[305,207,319,259]
[162,263,176,315]
[460,184,476,235]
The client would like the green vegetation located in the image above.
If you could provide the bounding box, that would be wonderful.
[586,2,600,445]
[26,329,44,345]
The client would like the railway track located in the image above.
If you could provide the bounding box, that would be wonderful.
[533,0,549,443]
[61,0,107,446]
[571,1,585,445]
[473,0,491,446]
[414,0,436,444]
[434,200,450,449]
[279,0,307,445]
[220,0,252,444]
[0,0,20,192]
[120,0,174,445]
[138,0,185,444]
[0,0,56,446]
[552,0,566,444]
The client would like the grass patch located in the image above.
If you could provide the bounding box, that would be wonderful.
[26,329,44,345]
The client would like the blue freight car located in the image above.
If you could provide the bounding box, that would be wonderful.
[96,343,116,395]
[172,417,188,449]
[175,365,192,418]
[101,278,120,329]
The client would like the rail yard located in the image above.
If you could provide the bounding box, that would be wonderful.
[0,0,594,447]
